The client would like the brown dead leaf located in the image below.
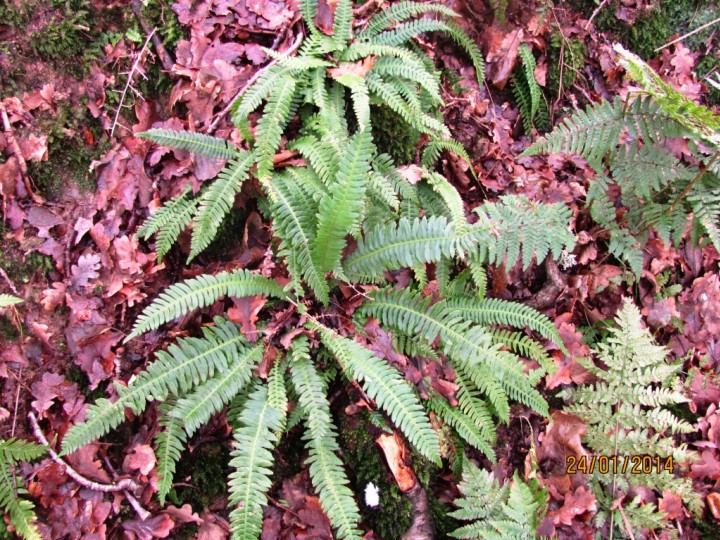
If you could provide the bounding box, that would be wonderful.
[485,27,524,89]
[659,490,686,520]
[123,444,157,477]
[377,432,417,492]
[707,492,720,520]
[228,296,267,343]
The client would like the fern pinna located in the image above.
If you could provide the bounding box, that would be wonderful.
[522,44,720,277]
[62,2,576,538]
[0,438,46,540]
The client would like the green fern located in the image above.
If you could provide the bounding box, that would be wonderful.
[190,151,255,260]
[228,384,286,539]
[62,318,249,454]
[450,459,546,540]
[125,269,283,340]
[312,321,442,465]
[474,195,576,270]
[559,300,702,536]
[512,44,548,134]
[136,187,199,262]
[0,438,46,540]
[154,400,187,505]
[137,129,241,159]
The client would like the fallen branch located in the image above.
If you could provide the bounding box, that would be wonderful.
[131,0,175,72]
[111,28,156,137]
[207,27,304,134]
[0,102,43,204]
[28,412,140,493]
[103,456,151,521]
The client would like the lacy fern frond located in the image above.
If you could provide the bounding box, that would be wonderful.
[62,318,247,454]
[450,461,546,540]
[474,195,576,270]
[189,151,255,261]
[312,321,441,464]
[559,300,703,531]
[228,384,286,539]
[126,269,283,340]
[137,129,241,159]
[0,438,46,540]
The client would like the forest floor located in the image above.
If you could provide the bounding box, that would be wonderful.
[1,0,720,538]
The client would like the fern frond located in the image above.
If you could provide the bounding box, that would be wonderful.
[366,19,453,47]
[333,0,353,45]
[450,464,545,540]
[312,129,374,273]
[371,56,441,104]
[474,195,575,270]
[255,76,297,179]
[62,318,247,454]
[423,171,467,227]
[136,188,199,262]
[137,129,241,159]
[421,138,473,173]
[189,151,255,261]
[444,297,565,353]
[0,439,46,540]
[304,426,363,540]
[343,217,484,282]
[290,338,332,439]
[0,294,22,308]
[358,3,459,37]
[126,269,283,340]
[312,322,441,464]
[154,400,187,505]
[228,385,286,539]
[266,174,328,303]
[169,343,263,436]
[441,21,485,87]
[428,397,495,460]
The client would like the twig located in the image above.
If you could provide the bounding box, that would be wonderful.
[111,28,156,137]
[102,456,151,521]
[28,412,140,493]
[611,497,637,540]
[0,102,43,204]
[0,267,19,296]
[207,28,304,134]
[11,367,22,438]
[585,0,611,30]
[655,15,720,52]
[131,0,175,72]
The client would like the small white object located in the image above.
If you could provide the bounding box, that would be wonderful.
[364,482,380,508]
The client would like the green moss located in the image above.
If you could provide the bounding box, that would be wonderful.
[28,103,109,200]
[169,441,230,510]
[199,210,247,262]
[0,252,53,285]
[370,105,420,166]
[338,414,414,539]
[0,315,20,341]
[65,366,107,402]
[547,34,586,95]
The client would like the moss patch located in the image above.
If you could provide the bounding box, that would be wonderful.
[338,414,414,539]
[169,441,230,510]
[370,105,420,166]
[547,34,587,96]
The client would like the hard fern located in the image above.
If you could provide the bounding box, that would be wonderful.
[559,300,702,536]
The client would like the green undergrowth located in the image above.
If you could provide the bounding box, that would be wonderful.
[371,105,420,165]
[547,33,586,95]
[167,441,230,510]
[573,0,720,104]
